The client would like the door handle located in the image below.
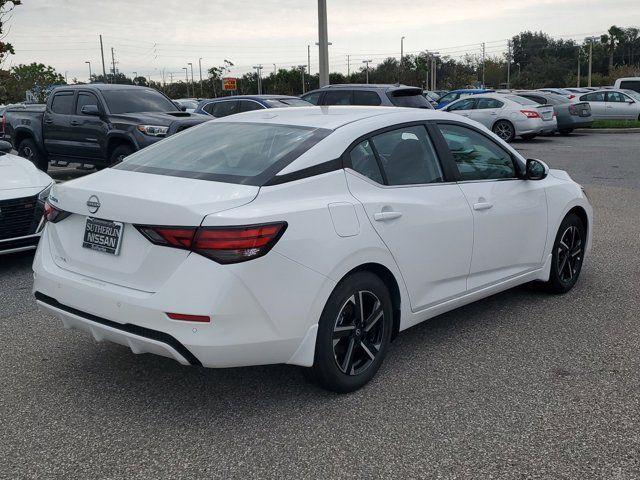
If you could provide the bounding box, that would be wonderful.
[490,112,498,116]
[473,202,493,211]
[44,119,54,124]
[70,121,80,126]
[374,211,402,221]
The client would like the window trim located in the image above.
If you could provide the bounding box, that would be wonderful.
[341,120,458,187]
[432,120,525,182]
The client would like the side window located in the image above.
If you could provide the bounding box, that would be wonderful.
[439,92,458,104]
[371,125,443,186]
[448,98,476,111]
[606,92,626,102]
[301,91,322,105]
[353,90,382,106]
[239,100,264,112]
[50,92,75,115]
[324,90,352,105]
[476,98,504,109]
[439,123,516,181]
[76,92,99,115]
[583,92,605,102]
[210,101,239,117]
[349,139,384,184]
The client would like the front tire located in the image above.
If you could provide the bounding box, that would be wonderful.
[18,138,48,172]
[109,144,134,166]
[309,271,393,393]
[544,213,586,294]
[492,120,515,142]
[521,133,537,140]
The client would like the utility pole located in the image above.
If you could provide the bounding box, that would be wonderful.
[253,65,263,94]
[299,65,306,94]
[363,59,372,84]
[577,47,581,87]
[481,42,486,87]
[99,35,107,80]
[399,36,405,83]
[317,0,329,87]
[506,40,511,89]
[347,55,350,76]
[169,72,174,84]
[85,61,92,82]
[188,62,194,97]
[585,37,597,87]
[307,44,311,77]
[198,58,203,97]
[111,47,117,83]
[183,67,189,97]
[132,72,137,85]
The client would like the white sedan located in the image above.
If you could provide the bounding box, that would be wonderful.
[33,107,592,392]
[573,89,640,120]
[0,141,53,255]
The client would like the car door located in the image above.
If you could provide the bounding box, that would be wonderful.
[435,122,548,290]
[445,97,477,119]
[581,92,606,119]
[605,91,636,119]
[66,91,106,160]
[43,90,75,155]
[469,98,505,128]
[345,124,473,311]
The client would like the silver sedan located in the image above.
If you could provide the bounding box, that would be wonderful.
[572,89,640,121]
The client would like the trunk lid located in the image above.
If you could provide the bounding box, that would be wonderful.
[536,105,555,121]
[47,169,258,291]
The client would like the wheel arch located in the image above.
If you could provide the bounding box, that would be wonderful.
[14,129,36,149]
[106,135,136,159]
[491,118,514,132]
[566,205,589,243]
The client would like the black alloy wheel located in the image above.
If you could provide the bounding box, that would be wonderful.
[545,213,585,293]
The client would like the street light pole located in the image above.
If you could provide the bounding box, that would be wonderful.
[481,42,486,88]
[399,36,405,83]
[198,58,203,97]
[317,0,330,87]
[299,65,306,94]
[132,71,137,85]
[85,61,92,82]
[253,65,263,94]
[183,67,189,97]
[188,62,194,97]
[363,59,372,84]
[585,36,597,87]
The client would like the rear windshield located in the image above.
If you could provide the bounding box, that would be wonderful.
[103,89,179,114]
[115,122,331,185]
[264,98,312,108]
[506,95,540,106]
[387,89,432,108]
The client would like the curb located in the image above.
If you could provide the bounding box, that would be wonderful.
[575,128,640,134]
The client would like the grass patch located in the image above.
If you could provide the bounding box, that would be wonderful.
[591,119,640,129]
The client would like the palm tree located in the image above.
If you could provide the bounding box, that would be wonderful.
[600,25,625,73]
[625,27,639,65]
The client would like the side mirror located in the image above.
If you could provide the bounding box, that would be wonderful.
[525,158,548,180]
[81,105,101,116]
[0,140,12,154]
[180,105,187,112]
[626,99,635,104]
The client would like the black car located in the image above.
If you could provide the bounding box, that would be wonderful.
[301,84,433,109]
[4,84,207,171]
[194,95,312,118]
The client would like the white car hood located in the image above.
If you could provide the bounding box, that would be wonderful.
[0,153,52,192]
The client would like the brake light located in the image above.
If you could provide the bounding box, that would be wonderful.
[520,110,541,119]
[568,94,575,99]
[44,200,72,223]
[0,115,5,134]
[166,312,211,323]
[136,222,287,264]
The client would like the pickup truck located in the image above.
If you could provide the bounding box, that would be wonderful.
[4,84,208,172]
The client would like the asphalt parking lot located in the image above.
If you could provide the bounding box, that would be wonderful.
[1,132,639,479]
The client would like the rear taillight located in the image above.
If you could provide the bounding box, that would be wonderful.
[568,94,575,100]
[136,222,287,264]
[44,200,72,223]
[521,110,541,119]
[0,115,5,134]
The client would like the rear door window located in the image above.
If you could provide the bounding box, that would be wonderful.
[582,92,605,102]
[239,100,264,112]
[210,101,239,117]
[324,90,352,105]
[476,98,504,109]
[353,90,382,106]
[50,92,75,115]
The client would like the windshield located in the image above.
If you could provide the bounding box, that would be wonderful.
[176,99,198,109]
[103,89,179,114]
[115,122,331,185]
[623,89,640,101]
[263,98,313,108]
[506,95,540,106]
[387,90,432,108]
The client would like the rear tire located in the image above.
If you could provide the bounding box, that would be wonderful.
[559,129,573,136]
[18,138,48,172]
[544,213,586,294]
[109,144,134,166]
[521,133,537,140]
[492,120,515,142]
[309,271,393,393]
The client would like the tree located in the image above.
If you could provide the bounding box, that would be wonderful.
[4,63,66,103]
[0,0,20,66]
[600,25,625,73]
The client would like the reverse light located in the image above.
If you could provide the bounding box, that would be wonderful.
[137,125,169,137]
[44,200,72,223]
[136,222,287,264]
[520,110,541,119]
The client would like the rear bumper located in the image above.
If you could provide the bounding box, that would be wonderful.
[514,117,557,136]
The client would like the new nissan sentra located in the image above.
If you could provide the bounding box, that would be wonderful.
[33,106,592,392]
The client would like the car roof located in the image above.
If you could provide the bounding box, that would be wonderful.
[211,105,447,130]
[448,89,494,93]
[53,83,151,91]
[321,84,419,90]
[200,95,301,102]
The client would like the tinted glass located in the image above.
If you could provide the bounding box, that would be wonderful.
[448,98,476,111]
[582,92,605,102]
[102,89,178,114]
[353,90,382,106]
[606,92,627,102]
[324,90,352,105]
[301,91,322,105]
[619,80,640,92]
[211,101,239,117]
[476,98,504,109]
[76,92,99,114]
[50,92,74,115]
[176,99,198,109]
[387,90,431,108]
[116,122,330,185]
[439,123,516,181]
[263,98,312,108]
[349,140,383,184]
[239,100,264,112]
[371,125,443,185]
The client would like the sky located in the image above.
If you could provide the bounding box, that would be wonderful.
[3,0,640,83]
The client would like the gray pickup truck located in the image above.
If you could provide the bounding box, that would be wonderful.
[4,84,208,172]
